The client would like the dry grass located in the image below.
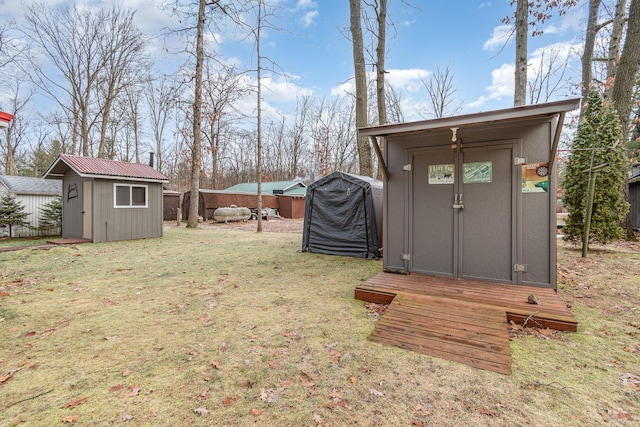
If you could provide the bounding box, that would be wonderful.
[1,227,639,426]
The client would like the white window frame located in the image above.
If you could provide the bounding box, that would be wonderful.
[113,183,148,208]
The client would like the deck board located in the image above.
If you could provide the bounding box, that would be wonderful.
[357,272,577,375]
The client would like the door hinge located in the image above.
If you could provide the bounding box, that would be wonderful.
[401,253,411,261]
[514,157,526,165]
[513,264,527,272]
[403,164,412,171]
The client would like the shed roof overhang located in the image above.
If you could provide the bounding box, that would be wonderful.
[359,98,580,180]
[43,154,169,183]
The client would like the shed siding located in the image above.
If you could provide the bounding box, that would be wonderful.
[92,180,163,243]
[61,173,85,239]
[0,188,59,238]
[384,118,556,288]
[631,181,640,229]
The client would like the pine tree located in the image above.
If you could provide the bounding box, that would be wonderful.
[0,193,31,238]
[561,88,629,243]
[37,196,62,235]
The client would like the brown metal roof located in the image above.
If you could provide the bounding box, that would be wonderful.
[43,154,168,182]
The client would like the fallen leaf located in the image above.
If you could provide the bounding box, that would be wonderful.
[122,414,133,421]
[312,412,324,425]
[283,331,299,340]
[0,374,13,384]
[209,360,220,369]
[198,388,209,400]
[0,291,10,297]
[239,380,253,389]
[62,397,88,409]
[62,415,79,423]
[193,407,208,416]
[349,376,357,385]
[222,396,235,406]
[110,384,124,392]
[281,380,293,388]
[181,416,194,426]
[218,342,228,352]
[21,331,36,338]
[251,408,263,416]
[369,388,384,397]
[268,360,279,369]
[122,369,132,377]
[300,372,314,387]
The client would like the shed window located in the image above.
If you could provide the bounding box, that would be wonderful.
[114,184,148,208]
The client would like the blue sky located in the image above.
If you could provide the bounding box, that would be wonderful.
[0,0,586,122]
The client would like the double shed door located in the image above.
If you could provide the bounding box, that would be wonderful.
[410,141,517,284]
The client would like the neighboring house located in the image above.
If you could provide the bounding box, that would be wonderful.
[360,98,580,289]
[0,175,62,238]
[630,163,640,230]
[43,154,168,243]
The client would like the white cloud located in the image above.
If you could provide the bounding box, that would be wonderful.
[330,68,430,98]
[466,63,513,109]
[483,24,513,51]
[296,0,317,10]
[300,10,319,27]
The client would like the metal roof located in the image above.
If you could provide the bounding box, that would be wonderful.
[224,180,307,195]
[0,175,62,195]
[359,98,581,137]
[43,154,168,183]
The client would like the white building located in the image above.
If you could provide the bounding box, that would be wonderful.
[0,175,62,238]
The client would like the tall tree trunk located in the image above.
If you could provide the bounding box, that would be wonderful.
[581,0,602,108]
[613,0,640,240]
[604,0,627,102]
[256,0,263,233]
[187,0,205,228]
[375,0,387,180]
[349,0,372,176]
[5,124,17,175]
[514,0,528,106]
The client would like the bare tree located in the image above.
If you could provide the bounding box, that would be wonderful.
[603,0,628,102]
[581,0,603,104]
[95,8,148,158]
[514,0,528,106]
[349,0,372,176]
[202,63,248,189]
[23,3,112,156]
[420,66,463,119]
[504,0,577,106]
[528,47,571,104]
[1,78,34,175]
[145,72,176,176]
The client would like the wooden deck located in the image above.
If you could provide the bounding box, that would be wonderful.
[46,238,92,245]
[356,272,577,375]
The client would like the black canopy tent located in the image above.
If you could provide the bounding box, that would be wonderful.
[301,171,382,259]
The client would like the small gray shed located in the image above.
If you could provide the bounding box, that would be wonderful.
[301,171,382,259]
[43,154,168,243]
[360,99,580,289]
[0,175,62,238]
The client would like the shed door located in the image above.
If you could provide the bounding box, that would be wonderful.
[82,181,92,240]
[410,143,516,283]
[459,144,514,283]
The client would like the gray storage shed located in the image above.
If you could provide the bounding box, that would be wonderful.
[43,154,168,243]
[360,99,580,289]
[301,171,382,259]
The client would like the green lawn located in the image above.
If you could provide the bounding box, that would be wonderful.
[1,225,638,426]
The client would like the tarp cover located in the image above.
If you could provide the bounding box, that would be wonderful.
[301,171,382,258]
